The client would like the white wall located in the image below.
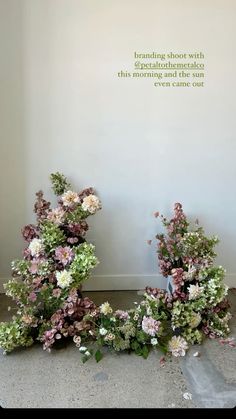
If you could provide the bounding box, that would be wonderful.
[0,0,236,290]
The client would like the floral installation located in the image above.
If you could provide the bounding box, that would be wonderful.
[0,197,233,364]
[0,173,101,354]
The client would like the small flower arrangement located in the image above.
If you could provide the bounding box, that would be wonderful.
[0,173,101,353]
[73,290,172,363]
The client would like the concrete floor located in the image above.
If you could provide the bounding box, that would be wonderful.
[0,290,236,408]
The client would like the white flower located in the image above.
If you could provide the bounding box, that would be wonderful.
[61,190,80,207]
[56,270,73,289]
[168,336,188,357]
[47,208,65,225]
[151,338,158,345]
[82,194,101,214]
[99,327,108,336]
[100,301,113,315]
[73,335,81,347]
[146,307,153,316]
[85,351,91,356]
[189,312,202,328]
[79,346,87,352]
[28,238,44,257]
[188,284,204,300]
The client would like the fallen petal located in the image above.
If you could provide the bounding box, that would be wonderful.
[183,392,192,400]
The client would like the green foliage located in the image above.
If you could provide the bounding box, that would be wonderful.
[70,243,98,284]
[95,349,103,362]
[40,221,66,252]
[50,172,71,196]
[0,319,33,354]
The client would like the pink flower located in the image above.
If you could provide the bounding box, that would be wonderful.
[28,292,37,302]
[47,208,65,225]
[67,237,79,244]
[29,260,39,274]
[142,316,161,336]
[114,310,129,320]
[52,288,62,298]
[22,224,38,242]
[55,246,74,266]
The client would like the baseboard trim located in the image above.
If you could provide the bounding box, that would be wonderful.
[0,273,235,293]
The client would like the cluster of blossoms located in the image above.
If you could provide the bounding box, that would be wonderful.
[0,173,101,354]
[153,203,231,349]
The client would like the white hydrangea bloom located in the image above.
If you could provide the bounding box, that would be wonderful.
[28,238,44,257]
[99,327,108,336]
[56,270,73,289]
[82,194,101,214]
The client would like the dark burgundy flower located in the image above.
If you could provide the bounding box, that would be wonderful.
[22,224,38,242]
[34,190,51,221]
[79,187,95,201]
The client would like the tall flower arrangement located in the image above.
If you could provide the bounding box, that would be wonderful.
[0,173,101,353]
[154,203,231,348]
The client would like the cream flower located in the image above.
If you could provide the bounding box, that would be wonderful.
[151,338,158,345]
[100,301,113,315]
[61,190,80,207]
[168,336,188,357]
[56,270,73,289]
[47,208,65,225]
[189,312,202,328]
[73,335,81,347]
[82,194,101,214]
[188,284,204,300]
[28,238,44,257]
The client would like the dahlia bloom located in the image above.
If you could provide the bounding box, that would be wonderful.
[56,270,73,289]
[188,284,204,300]
[61,190,80,207]
[55,246,74,266]
[82,194,101,214]
[168,335,188,357]
[142,316,161,336]
[47,208,65,225]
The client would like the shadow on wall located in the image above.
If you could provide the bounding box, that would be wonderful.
[0,1,27,283]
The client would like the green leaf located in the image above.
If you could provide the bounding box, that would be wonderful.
[95,349,103,363]
[142,345,149,359]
